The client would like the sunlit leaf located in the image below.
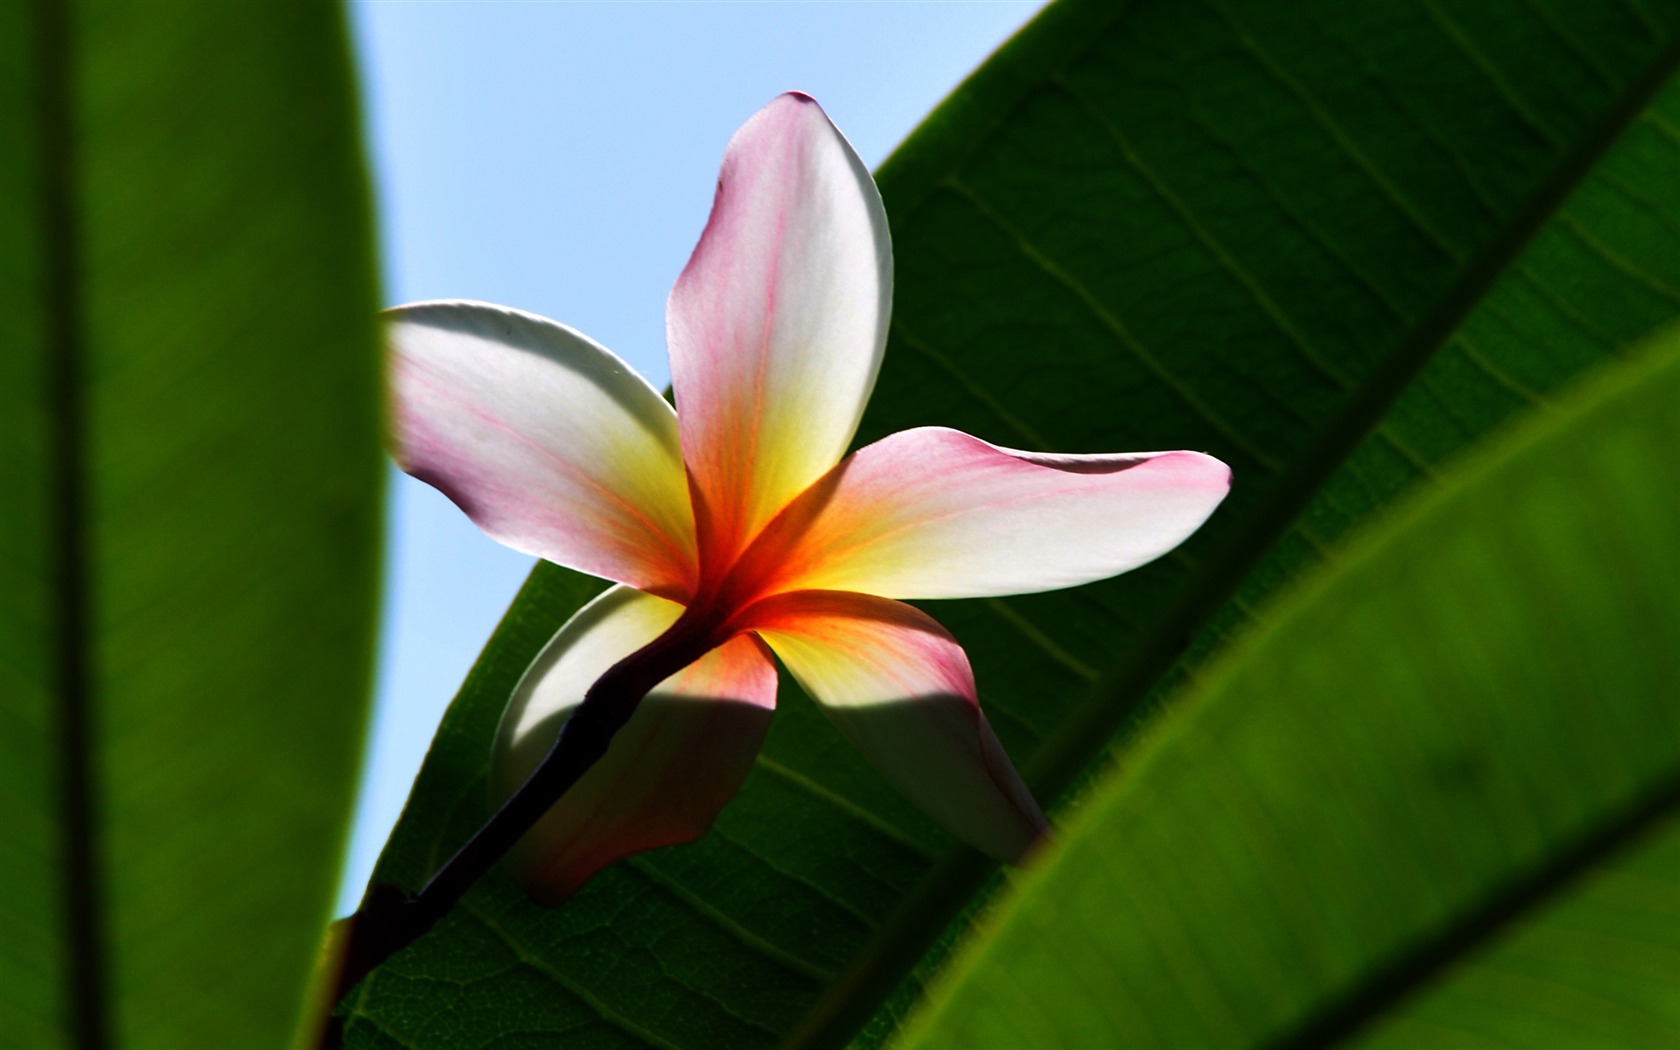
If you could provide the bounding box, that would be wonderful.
[898,322,1680,1050]
[0,3,381,1046]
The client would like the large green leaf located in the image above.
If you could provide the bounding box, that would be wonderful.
[896,321,1680,1050]
[342,1,1680,1047]
[0,3,381,1048]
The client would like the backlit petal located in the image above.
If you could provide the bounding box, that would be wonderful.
[667,93,892,570]
[388,301,697,598]
[494,586,776,902]
[745,590,1045,863]
[745,427,1231,600]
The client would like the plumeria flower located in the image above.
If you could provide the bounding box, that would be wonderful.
[386,93,1231,902]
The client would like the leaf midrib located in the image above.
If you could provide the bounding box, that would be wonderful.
[32,2,109,1048]
[784,19,1680,1050]
[29,2,111,1048]
[1265,771,1680,1049]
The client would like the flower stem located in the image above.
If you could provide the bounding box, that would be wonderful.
[318,608,724,1046]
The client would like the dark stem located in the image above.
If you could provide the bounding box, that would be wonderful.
[319,607,726,1044]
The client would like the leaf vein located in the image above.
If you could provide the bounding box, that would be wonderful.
[981,597,1100,683]
[751,754,940,861]
[1050,73,1357,391]
[1454,333,1550,405]
[1419,0,1566,148]
[458,899,699,1049]
[943,177,1286,470]
[622,856,839,982]
[1209,0,1467,260]
[1556,213,1680,301]
[891,325,1057,451]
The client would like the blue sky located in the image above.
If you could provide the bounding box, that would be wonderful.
[339,0,1047,912]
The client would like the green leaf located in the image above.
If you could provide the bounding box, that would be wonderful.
[896,320,1680,1050]
[0,3,381,1047]
[343,2,1680,1047]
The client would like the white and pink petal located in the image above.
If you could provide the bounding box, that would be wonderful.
[388,301,698,599]
[745,427,1231,601]
[666,93,892,570]
[493,587,777,902]
[742,590,1046,864]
